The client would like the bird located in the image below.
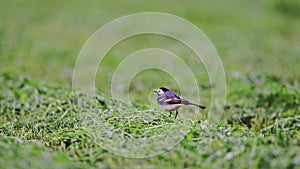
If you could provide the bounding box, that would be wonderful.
[153,87,206,119]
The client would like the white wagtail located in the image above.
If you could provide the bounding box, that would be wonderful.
[153,87,206,119]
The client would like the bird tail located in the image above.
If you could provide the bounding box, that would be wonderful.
[188,102,207,109]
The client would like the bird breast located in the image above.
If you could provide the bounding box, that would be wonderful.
[160,104,183,111]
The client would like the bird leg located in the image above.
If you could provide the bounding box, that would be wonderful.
[169,111,172,117]
[174,110,178,119]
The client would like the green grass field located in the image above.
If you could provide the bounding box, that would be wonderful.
[1,0,300,169]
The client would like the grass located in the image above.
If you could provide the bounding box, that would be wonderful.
[0,74,299,168]
[0,137,87,169]
[0,0,300,168]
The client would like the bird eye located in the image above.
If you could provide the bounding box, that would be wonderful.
[157,89,163,94]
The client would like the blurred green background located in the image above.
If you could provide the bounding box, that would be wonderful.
[1,0,299,86]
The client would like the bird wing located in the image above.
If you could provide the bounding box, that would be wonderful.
[165,91,180,99]
[163,91,181,104]
[166,98,182,104]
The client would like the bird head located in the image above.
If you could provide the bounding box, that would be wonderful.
[153,87,169,96]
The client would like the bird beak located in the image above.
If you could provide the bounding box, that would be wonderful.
[153,90,157,93]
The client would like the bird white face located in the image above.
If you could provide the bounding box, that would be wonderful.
[156,88,165,95]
